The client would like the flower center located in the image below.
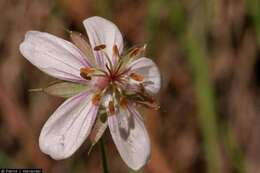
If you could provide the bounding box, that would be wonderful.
[79,44,159,110]
[79,64,125,92]
[92,76,110,90]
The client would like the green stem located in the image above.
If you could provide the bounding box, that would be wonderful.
[100,137,109,173]
[179,1,221,172]
[185,35,221,173]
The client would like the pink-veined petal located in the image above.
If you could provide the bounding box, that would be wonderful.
[128,57,161,94]
[20,31,89,83]
[108,104,151,170]
[39,91,98,160]
[83,16,124,67]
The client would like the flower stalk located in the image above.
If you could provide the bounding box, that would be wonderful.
[100,137,109,173]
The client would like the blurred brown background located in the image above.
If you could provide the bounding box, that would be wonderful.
[0,0,260,173]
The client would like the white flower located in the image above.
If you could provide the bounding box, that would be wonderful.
[20,16,161,170]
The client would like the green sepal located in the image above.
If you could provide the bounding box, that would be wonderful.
[88,112,108,154]
[43,81,88,98]
[69,31,96,66]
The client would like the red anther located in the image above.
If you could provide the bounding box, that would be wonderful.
[130,73,144,81]
[94,44,106,51]
[92,93,102,105]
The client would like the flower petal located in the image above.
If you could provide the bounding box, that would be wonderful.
[128,57,161,94]
[39,91,98,160]
[108,104,151,170]
[20,31,88,82]
[83,16,124,67]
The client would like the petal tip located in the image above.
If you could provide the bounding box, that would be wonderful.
[39,132,72,160]
[83,16,107,24]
